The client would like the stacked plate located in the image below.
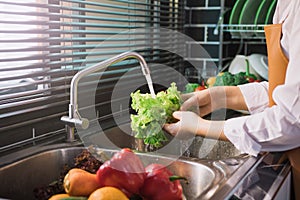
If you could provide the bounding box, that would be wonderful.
[229,54,268,80]
[229,0,247,38]
[254,0,274,37]
[248,54,268,80]
[229,0,277,38]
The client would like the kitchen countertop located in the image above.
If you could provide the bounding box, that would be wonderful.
[205,109,292,200]
[0,109,292,200]
[230,152,291,200]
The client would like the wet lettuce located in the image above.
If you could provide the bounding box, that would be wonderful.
[130,82,182,148]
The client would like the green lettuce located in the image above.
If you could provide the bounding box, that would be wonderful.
[130,82,182,148]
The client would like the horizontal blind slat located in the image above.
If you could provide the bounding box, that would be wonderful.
[0,0,185,153]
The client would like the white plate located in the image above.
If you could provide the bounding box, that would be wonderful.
[228,55,261,79]
[248,54,268,80]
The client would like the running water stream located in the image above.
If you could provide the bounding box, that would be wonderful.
[145,74,156,98]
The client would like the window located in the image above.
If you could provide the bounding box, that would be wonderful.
[0,0,47,97]
[0,0,185,155]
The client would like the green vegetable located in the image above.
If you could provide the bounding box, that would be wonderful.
[233,72,249,85]
[245,59,258,82]
[130,82,182,148]
[214,69,258,87]
[213,72,235,86]
[213,59,259,86]
[184,83,199,93]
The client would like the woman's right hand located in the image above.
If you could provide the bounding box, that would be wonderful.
[180,86,248,116]
[180,86,227,117]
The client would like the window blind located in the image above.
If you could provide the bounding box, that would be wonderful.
[0,0,185,154]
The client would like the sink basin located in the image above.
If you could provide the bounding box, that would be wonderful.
[0,122,261,200]
[80,123,241,160]
[0,145,225,200]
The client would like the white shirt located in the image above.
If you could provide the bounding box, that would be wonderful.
[224,0,300,156]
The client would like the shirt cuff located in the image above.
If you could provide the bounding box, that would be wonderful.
[224,116,262,156]
[238,82,269,114]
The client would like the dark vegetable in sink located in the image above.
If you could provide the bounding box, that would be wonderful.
[33,164,69,200]
[73,149,103,174]
[33,150,103,200]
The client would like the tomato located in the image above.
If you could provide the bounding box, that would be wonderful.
[247,77,256,83]
[194,85,206,91]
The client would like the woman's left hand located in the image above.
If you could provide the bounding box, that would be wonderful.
[164,111,227,141]
[163,111,201,139]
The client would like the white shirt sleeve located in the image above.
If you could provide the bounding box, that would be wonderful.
[237,82,269,114]
[224,0,300,156]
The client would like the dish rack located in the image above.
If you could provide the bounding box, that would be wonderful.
[217,0,276,69]
[222,24,266,39]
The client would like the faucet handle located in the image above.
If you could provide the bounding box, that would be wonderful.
[61,116,89,129]
[77,117,89,129]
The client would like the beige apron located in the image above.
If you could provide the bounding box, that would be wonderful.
[265,24,300,200]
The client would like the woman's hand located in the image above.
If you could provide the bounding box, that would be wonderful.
[164,86,246,141]
[180,87,226,116]
[163,111,200,139]
[163,111,228,141]
[180,86,248,116]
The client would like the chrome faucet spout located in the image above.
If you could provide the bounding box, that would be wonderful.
[61,51,151,142]
[70,51,149,108]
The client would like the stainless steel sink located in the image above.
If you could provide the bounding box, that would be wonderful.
[0,144,226,200]
[0,123,262,200]
[79,123,241,160]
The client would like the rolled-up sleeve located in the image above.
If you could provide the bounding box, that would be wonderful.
[238,82,269,114]
[224,92,300,156]
[224,0,300,156]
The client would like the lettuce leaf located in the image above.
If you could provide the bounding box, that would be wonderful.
[130,82,182,148]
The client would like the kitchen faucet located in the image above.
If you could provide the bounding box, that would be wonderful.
[61,51,153,142]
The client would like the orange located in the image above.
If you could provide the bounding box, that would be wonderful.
[88,187,129,200]
[48,193,70,200]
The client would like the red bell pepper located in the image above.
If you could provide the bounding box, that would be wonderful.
[195,80,207,91]
[195,85,206,91]
[245,59,258,83]
[96,148,146,198]
[140,163,187,200]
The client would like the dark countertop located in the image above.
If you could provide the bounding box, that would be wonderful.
[230,152,291,200]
